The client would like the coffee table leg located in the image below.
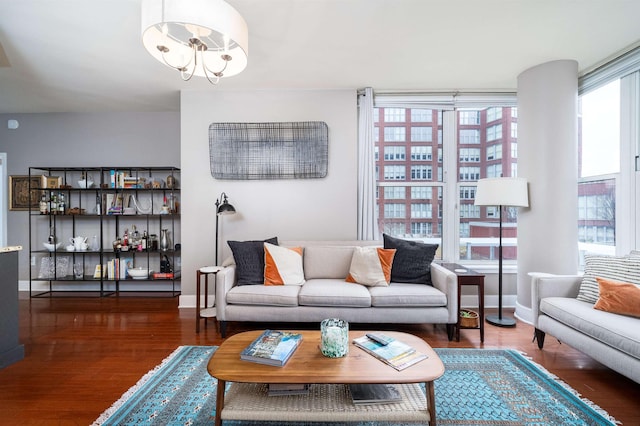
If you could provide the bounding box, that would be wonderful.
[215,379,225,426]
[426,381,437,425]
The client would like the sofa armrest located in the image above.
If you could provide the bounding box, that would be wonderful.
[214,265,237,321]
[530,272,582,328]
[430,263,459,323]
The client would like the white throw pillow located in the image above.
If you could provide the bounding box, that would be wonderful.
[346,246,396,287]
[264,242,305,286]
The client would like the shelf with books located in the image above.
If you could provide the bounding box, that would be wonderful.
[27,166,180,297]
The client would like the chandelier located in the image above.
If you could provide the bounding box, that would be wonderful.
[141,0,248,84]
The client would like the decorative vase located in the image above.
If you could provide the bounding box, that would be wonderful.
[160,229,170,251]
[320,318,349,358]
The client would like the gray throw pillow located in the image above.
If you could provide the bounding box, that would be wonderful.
[383,234,438,285]
[228,237,279,285]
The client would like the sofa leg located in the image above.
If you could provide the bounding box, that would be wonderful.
[446,324,455,341]
[534,328,546,349]
[219,321,227,338]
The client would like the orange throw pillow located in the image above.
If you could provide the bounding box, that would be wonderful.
[593,277,640,318]
[264,243,305,286]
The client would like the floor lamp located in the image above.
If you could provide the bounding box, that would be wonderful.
[215,192,236,265]
[475,177,529,327]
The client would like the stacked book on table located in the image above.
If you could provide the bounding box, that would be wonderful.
[240,329,303,367]
[352,333,428,371]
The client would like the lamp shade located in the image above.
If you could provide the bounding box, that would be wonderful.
[141,0,248,78]
[217,202,236,215]
[474,177,529,207]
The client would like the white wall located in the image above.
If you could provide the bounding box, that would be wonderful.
[179,89,358,306]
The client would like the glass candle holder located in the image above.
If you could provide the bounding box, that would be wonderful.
[320,318,349,358]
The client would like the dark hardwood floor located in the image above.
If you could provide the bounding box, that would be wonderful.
[0,296,638,425]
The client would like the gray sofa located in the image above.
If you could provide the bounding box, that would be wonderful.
[531,272,640,384]
[215,240,459,338]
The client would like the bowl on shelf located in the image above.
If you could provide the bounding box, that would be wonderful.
[128,267,149,280]
[43,242,62,252]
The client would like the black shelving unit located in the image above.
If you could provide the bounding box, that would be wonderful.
[28,166,180,297]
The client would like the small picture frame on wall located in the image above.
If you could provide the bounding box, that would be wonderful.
[9,175,41,211]
[42,175,62,189]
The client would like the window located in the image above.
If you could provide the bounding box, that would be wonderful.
[384,165,406,180]
[411,109,432,122]
[511,122,518,138]
[411,203,432,218]
[384,146,405,161]
[384,127,405,142]
[511,142,518,158]
[459,111,480,125]
[411,186,432,199]
[384,186,405,199]
[459,129,480,144]
[411,146,432,161]
[486,144,502,160]
[486,164,502,178]
[578,79,620,258]
[411,127,432,142]
[459,186,476,200]
[373,101,518,263]
[486,124,503,141]
[411,165,432,180]
[384,203,406,218]
[486,107,502,122]
[384,108,405,122]
[459,167,480,181]
[459,148,480,162]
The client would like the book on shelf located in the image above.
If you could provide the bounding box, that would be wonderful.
[352,334,428,371]
[267,383,310,396]
[240,330,303,367]
[348,383,402,405]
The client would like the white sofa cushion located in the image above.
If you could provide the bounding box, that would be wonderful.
[540,296,640,360]
[369,283,447,307]
[303,246,358,279]
[298,279,371,307]
[227,284,300,307]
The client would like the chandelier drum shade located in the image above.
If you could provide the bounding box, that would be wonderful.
[141,0,248,84]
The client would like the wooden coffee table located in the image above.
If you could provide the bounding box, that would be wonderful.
[208,330,445,425]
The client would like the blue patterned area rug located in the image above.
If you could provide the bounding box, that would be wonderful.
[92,346,617,426]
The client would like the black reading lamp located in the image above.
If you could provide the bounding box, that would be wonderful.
[215,192,236,265]
[474,177,529,327]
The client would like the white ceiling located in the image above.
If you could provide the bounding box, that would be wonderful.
[1,0,639,114]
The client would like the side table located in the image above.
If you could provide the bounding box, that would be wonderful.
[196,266,221,333]
[438,263,485,342]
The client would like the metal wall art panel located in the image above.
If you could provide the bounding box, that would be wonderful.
[209,121,328,180]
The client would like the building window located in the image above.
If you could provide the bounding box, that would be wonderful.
[411,222,432,236]
[511,142,518,158]
[459,111,480,125]
[384,203,406,218]
[411,109,433,122]
[384,108,405,122]
[384,186,405,199]
[411,165,432,180]
[384,127,405,142]
[486,124,503,141]
[511,122,518,138]
[411,203,432,218]
[411,186,433,199]
[384,165,406,180]
[486,107,503,122]
[384,146,406,161]
[459,129,480,144]
[459,222,470,238]
[459,167,480,181]
[486,164,503,178]
[411,146,432,161]
[459,148,480,162]
[460,186,476,200]
[374,146,379,161]
[486,144,502,160]
[411,127,432,142]
[459,203,480,218]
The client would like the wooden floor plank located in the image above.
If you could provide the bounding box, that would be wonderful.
[0,296,638,425]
